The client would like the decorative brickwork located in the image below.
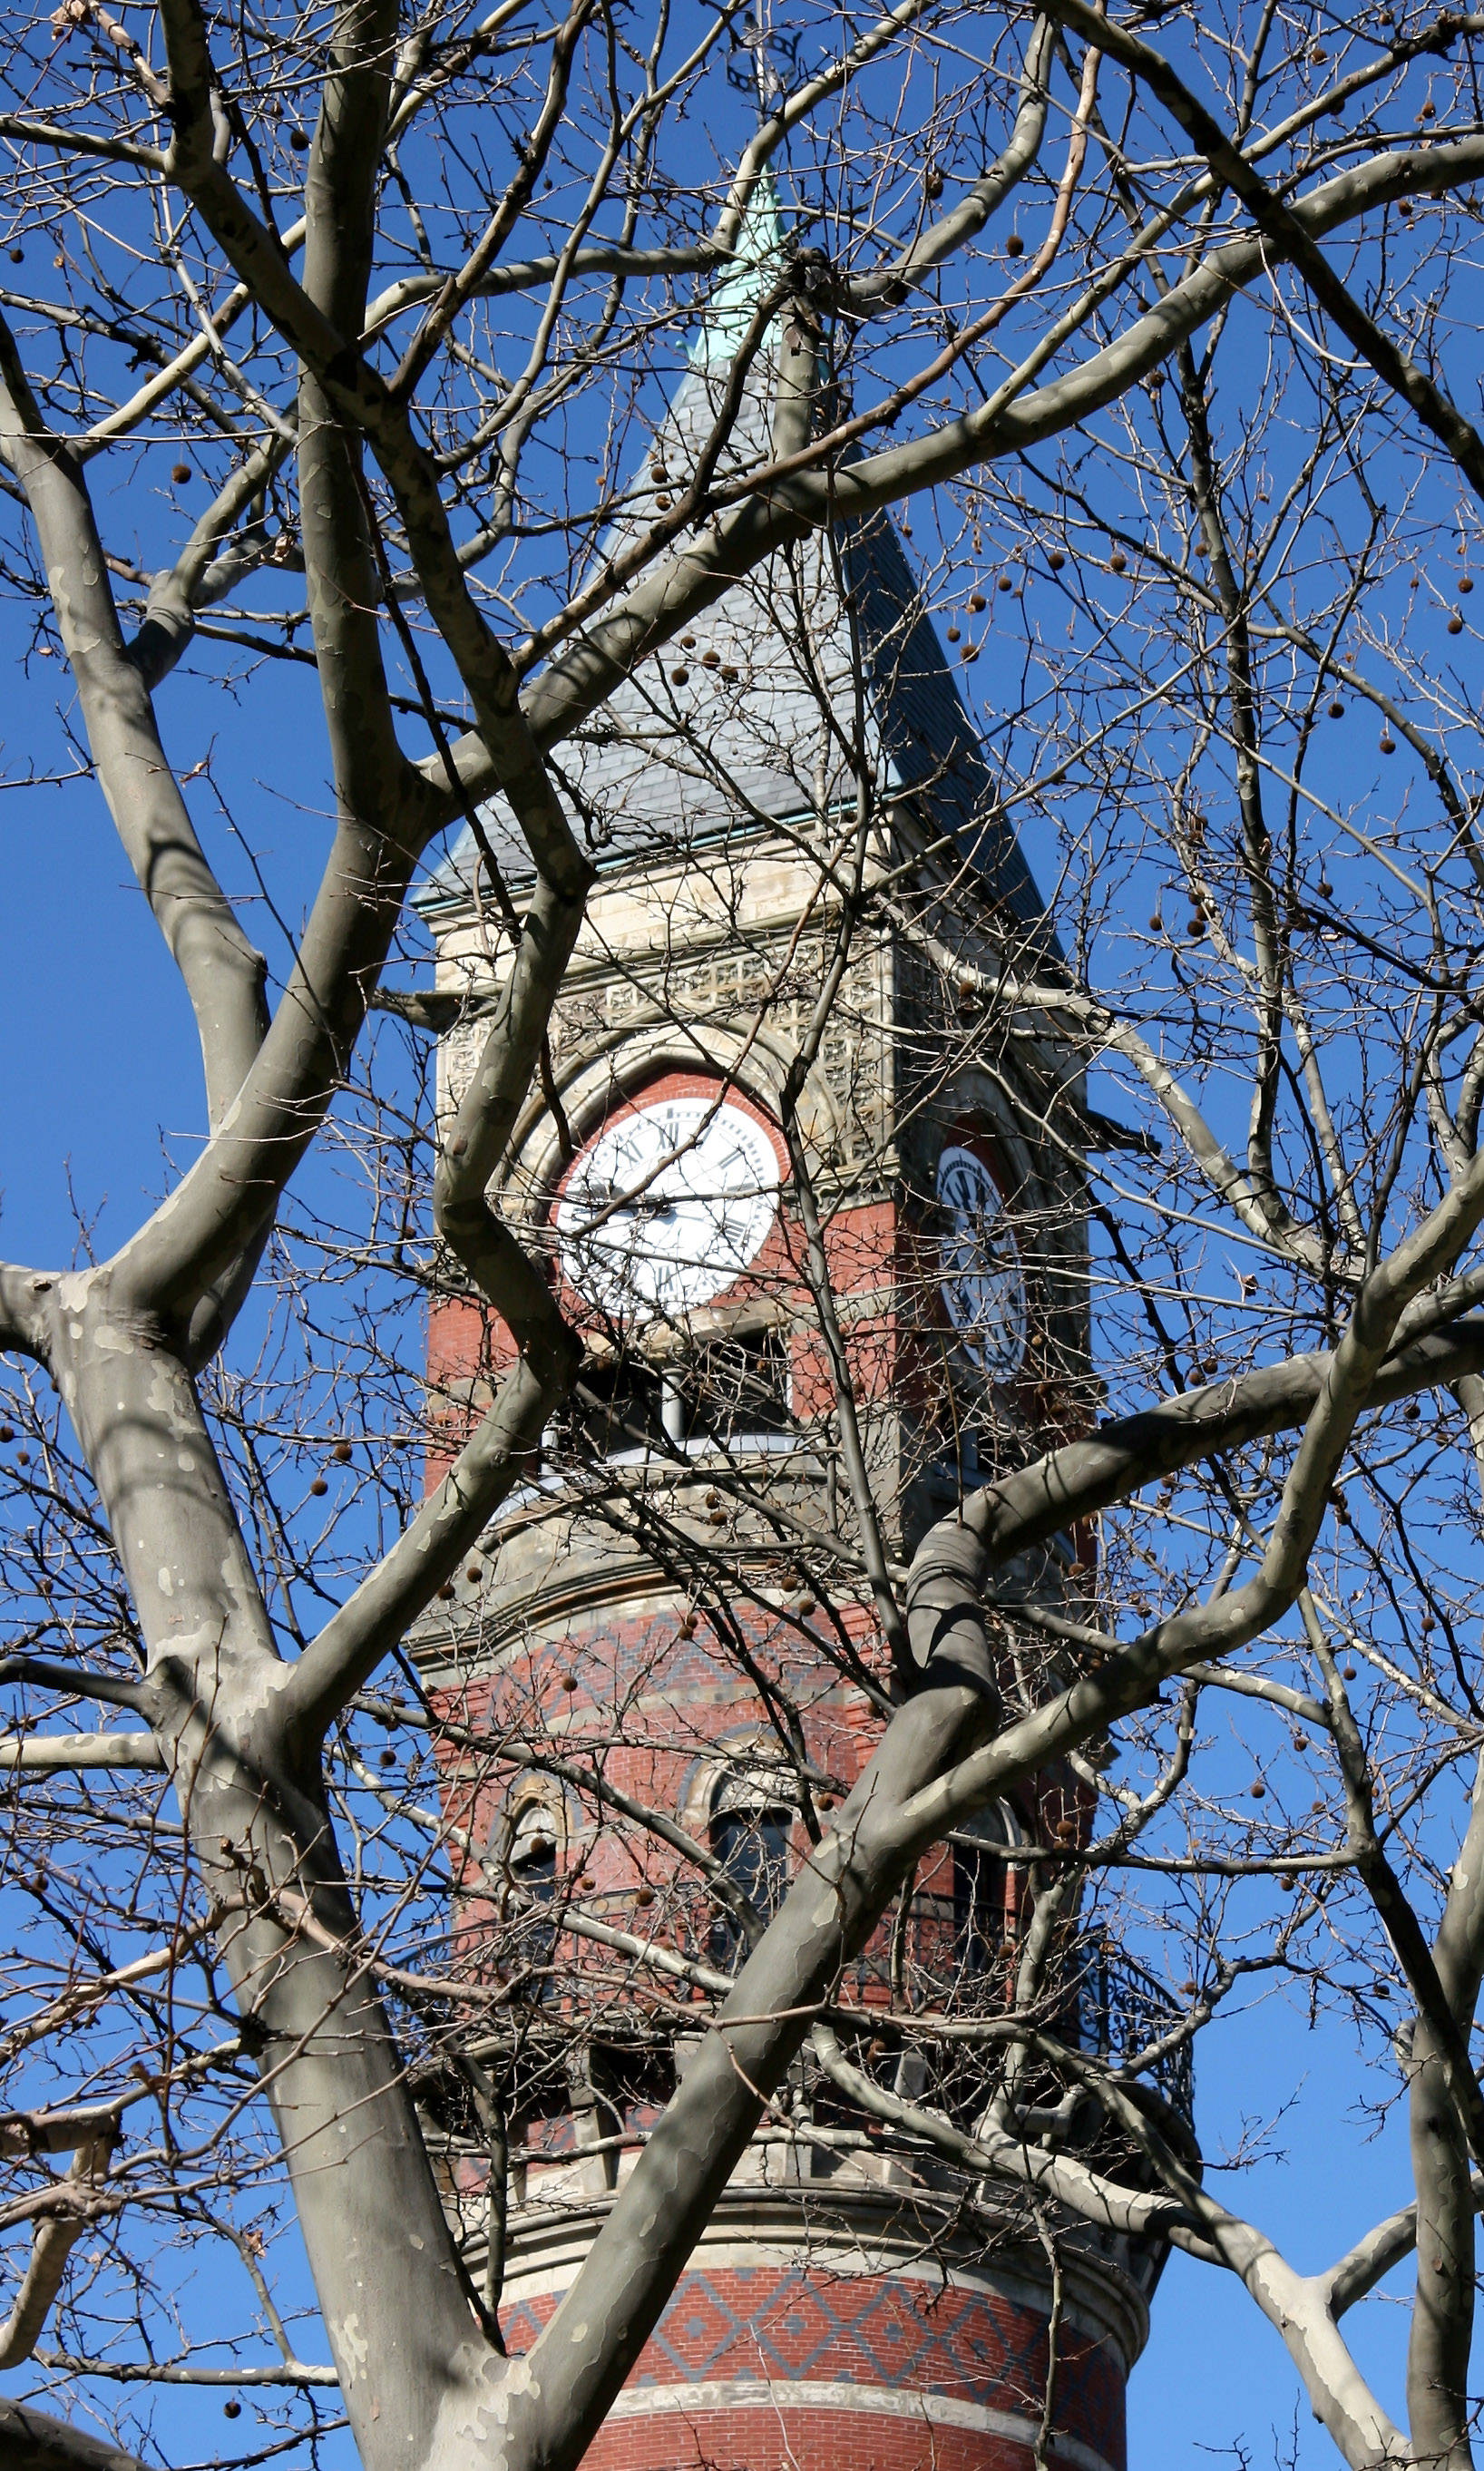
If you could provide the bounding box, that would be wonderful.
[492,2195,1135,2471]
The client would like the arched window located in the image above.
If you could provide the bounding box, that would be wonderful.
[504,1800,561,1984]
[707,1763,794,1973]
[952,1800,1024,1979]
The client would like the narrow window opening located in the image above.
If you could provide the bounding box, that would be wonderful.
[708,1773,794,1972]
[549,1327,791,1469]
[506,1802,561,1987]
[679,1326,792,1445]
[952,1801,1022,1981]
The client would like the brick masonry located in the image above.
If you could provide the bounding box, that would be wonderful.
[499,2248,1128,2471]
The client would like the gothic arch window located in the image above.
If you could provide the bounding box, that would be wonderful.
[952,1799,1025,1981]
[706,1758,795,1973]
[501,1797,563,1985]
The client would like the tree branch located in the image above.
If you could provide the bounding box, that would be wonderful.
[1050,0,1484,503]
[0,317,268,1135]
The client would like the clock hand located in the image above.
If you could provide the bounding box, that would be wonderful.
[581,1180,679,1224]
[617,1196,679,1225]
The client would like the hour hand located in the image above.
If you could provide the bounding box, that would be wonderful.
[582,1180,677,1225]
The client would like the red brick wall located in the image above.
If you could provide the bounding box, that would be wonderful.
[502,2261,1125,2471]
[434,1598,1089,1985]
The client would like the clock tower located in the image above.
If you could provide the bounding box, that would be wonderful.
[414,200,1189,2471]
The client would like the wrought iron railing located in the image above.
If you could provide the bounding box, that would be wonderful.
[1064,1935,1196,2134]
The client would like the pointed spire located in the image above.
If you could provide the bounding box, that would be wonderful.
[689,165,784,372]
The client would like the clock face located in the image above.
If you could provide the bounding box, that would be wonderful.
[556,1096,780,1319]
[937,1145,1028,1380]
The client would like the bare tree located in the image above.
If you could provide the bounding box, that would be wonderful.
[5,2,1484,2467]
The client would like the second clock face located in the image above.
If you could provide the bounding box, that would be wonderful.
[556,1096,780,1318]
[937,1144,1028,1380]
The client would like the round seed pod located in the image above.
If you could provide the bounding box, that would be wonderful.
[1449,613,1464,634]
[1109,549,1127,573]
[1005,231,1024,257]
[309,1476,327,1497]
[171,463,191,485]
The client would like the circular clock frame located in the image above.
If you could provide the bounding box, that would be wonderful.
[554,1089,781,1321]
[936,1142,1029,1382]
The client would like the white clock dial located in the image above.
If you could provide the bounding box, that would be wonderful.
[937,1145,1027,1379]
[556,1097,780,1318]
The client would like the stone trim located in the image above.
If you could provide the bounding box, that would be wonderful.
[599,2378,1118,2471]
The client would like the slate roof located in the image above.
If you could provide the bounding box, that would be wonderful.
[417,224,1058,957]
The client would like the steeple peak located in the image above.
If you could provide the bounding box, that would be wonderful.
[690,168,785,372]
